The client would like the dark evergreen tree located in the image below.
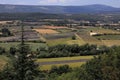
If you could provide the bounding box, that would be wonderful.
[12,22,40,80]
[0,21,44,80]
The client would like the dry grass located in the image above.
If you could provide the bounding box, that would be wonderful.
[44,26,68,29]
[0,55,10,70]
[33,29,59,34]
[102,40,120,47]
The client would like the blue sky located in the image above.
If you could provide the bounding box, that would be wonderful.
[0,0,120,7]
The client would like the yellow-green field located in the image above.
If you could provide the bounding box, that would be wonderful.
[86,27,120,34]
[37,56,93,63]
[0,42,47,51]
[40,62,85,70]
[67,33,85,45]
[37,56,93,70]
[102,40,120,47]
[47,38,71,46]
[47,34,86,46]
[77,32,104,46]
[0,55,10,70]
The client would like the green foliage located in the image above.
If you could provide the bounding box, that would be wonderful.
[1,28,12,37]
[47,65,72,80]
[72,35,76,40]
[50,65,72,75]
[9,47,17,55]
[0,64,14,80]
[0,47,5,55]
[55,46,120,80]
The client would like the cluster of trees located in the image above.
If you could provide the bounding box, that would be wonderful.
[0,43,110,58]
[48,46,120,80]
[47,65,72,80]
[0,28,12,37]
[37,44,109,58]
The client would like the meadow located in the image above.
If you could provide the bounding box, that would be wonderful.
[0,42,47,51]
[37,56,93,70]
[86,27,120,34]
[40,62,85,70]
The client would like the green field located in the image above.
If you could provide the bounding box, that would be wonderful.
[77,32,104,46]
[47,38,71,46]
[95,35,120,40]
[47,33,86,46]
[0,42,47,51]
[76,27,120,46]
[86,27,120,34]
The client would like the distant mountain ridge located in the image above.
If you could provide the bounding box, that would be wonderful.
[0,4,120,14]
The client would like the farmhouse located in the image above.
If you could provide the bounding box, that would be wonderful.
[90,32,99,36]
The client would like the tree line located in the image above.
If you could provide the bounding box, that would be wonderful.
[47,46,120,80]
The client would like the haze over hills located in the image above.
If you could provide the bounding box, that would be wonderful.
[0,4,120,14]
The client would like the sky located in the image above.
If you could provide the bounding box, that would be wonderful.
[0,0,120,8]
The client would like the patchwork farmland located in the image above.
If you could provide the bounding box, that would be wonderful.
[0,25,120,71]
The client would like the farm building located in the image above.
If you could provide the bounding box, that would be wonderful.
[90,32,99,36]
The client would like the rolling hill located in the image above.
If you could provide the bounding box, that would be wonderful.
[0,4,120,14]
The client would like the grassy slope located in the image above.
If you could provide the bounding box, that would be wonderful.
[47,34,85,46]
[67,33,85,45]
[0,55,10,70]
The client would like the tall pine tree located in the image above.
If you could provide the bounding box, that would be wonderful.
[0,21,42,80]
[13,21,40,80]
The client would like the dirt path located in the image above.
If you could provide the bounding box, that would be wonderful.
[37,59,90,65]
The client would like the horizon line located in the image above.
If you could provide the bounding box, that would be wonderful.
[0,3,119,8]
